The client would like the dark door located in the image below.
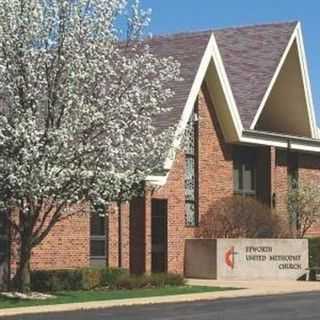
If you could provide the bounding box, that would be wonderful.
[130,198,146,274]
[151,199,168,273]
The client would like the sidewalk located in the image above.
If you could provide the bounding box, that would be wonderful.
[188,278,320,294]
[0,280,320,317]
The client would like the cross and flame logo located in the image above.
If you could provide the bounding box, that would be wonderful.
[224,246,235,269]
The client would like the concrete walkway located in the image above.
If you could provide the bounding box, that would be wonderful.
[188,278,320,295]
[1,280,320,317]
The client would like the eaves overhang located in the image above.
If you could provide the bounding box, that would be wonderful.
[241,129,320,153]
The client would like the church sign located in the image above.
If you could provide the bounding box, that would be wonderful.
[185,239,308,280]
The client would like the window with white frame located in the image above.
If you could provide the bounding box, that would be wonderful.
[90,212,107,265]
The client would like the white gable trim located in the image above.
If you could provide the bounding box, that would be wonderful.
[250,23,317,138]
[163,32,242,171]
[295,23,318,138]
[210,32,243,136]
[250,24,297,129]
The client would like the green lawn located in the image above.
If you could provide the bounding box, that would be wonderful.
[0,286,235,309]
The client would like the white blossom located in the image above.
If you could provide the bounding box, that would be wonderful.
[0,0,180,289]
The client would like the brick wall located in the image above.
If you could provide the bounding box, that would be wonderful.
[150,85,234,274]
[31,212,89,270]
[273,149,289,220]
[11,84,320,275]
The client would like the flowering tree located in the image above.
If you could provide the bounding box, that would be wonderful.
[0,0,180,291]
[288,179,320,238]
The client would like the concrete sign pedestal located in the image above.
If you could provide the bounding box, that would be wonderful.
[185,239,309,281]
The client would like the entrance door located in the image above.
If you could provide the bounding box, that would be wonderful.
[151,199,168,273]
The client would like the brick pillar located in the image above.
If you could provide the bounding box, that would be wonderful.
[144,191,152,273]
[120,202,130,270]
[271,147,292,235]
[108,204,119,268]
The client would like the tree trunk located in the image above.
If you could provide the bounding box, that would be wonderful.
[15,241,32,293]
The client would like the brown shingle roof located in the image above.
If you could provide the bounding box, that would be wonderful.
[149,21,298,130]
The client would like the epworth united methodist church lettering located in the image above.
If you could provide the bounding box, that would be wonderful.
[185,239,308,280]
[225,246,303,271]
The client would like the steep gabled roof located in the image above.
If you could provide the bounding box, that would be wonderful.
[146,21,320,184]
[148,31,211,131]
[214,22,297,128]
[148,21,298,131]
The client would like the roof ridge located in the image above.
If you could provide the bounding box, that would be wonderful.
[146,20,298,42]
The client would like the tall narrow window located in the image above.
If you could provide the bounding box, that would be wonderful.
[184,108,198,226]
[233,147,256,196]
[288,152,299,185]
[90,212,107,266]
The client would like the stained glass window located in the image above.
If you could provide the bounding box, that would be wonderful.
[184,110,198,226]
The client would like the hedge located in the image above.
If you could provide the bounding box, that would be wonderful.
[309,237,320,268]
[31,267,128,292]
[30,268,185,292]
[113,272,185,290]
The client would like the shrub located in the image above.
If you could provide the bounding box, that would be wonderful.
[31,267,127,292]
[197,195,291,239]
[81,268,104,290]
[148,273,185,287]
[114,274,150,290]
[31,269,83,292]
[30,269,184,292]
[101,267,129,288]
[309,238,320,268]
[113,273,185,290]
[162,273,185,286]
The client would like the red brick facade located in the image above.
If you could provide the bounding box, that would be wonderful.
[7,85,320,276]
[31,214,89,270]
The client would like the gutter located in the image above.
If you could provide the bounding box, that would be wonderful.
[242,129,320,154]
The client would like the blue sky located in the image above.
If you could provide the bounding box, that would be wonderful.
[141,0,320,124]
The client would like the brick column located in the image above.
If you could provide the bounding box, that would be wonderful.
[271,146,292,235]
[144,191,152,274]
[120,202,130,270]
[108,204,119,268]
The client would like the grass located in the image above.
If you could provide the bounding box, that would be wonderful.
[0,286,235,309]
